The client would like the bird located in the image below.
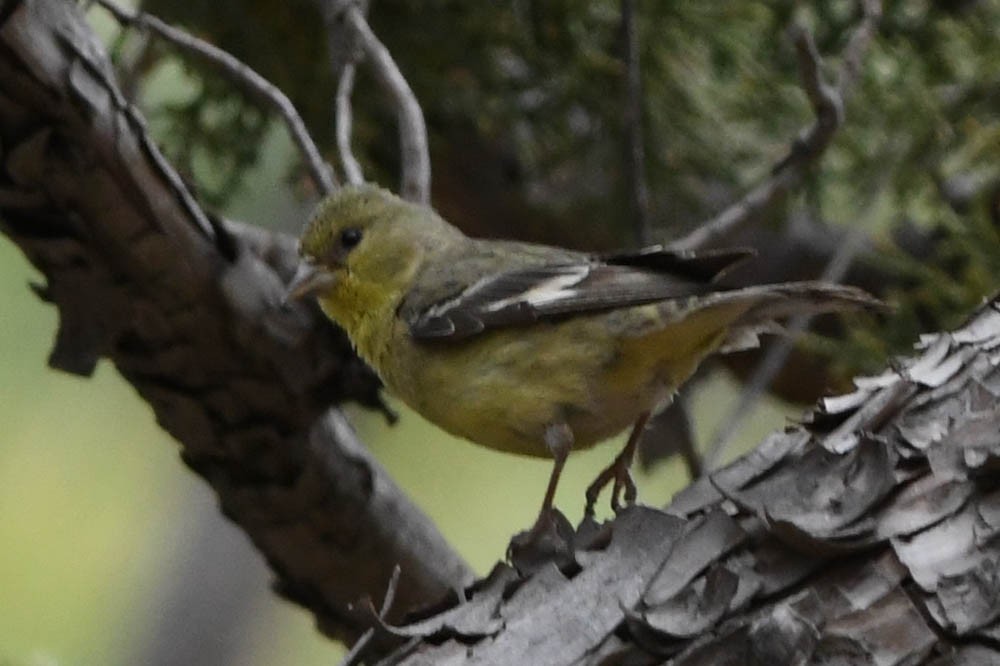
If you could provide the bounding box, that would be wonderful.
[287,183,881,533]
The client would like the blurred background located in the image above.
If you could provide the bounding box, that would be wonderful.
[2,0,999,664]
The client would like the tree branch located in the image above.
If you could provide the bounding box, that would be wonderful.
[621,0,651,246]
[94,0,337,196]
[339,3,431,204]
[670,1,882,251]
[338,564,402,666]
[703,224,869,470]
[0,0,469,651]
[336,63,365,186]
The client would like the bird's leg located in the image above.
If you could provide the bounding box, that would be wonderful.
[528,422,573,536]
[584,411,650,517]
[507,423,576,569]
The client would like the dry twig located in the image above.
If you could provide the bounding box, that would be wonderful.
[338,565,402,666]
[340,4,431,203]
[698,4,884,468]
[94,0,337,196]
[621,0,651,246]
[621,0,705,478]
[336,63,365,186]
[702,224,869,470]
[670,1,882,251]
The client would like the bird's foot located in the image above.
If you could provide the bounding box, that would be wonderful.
[584,449,638,517]
[507,508,575,575]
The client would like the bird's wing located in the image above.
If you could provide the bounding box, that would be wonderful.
[603,246,754,281]
[406,245,753,341]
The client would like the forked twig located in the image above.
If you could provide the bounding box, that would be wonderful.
[341,5,431,203]
[94,0,337,196]
[338,565,403,666]
[697,3,884,468]
[670,1,882,251]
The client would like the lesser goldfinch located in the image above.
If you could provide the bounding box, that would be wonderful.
[288,184,879,529]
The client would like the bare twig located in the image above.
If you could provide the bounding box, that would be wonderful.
[790,25,842,131]
[621,0,652,246]
[620,0,701,478]
[838,0,883,98]
[339,624,376,663]
[338,565,403,666]
[336,63,365,186]
[94,0,337,196]
[702,208,874,471]
[342,5,431,204]
[115,30,153,102]
[379,564,403,616]
[696,3,884,467]
[670,2,882,251]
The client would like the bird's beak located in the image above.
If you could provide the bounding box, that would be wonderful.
[285,262,337,303]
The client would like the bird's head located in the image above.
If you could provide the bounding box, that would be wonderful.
[287,184,463,319]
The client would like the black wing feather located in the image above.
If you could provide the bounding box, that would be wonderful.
[603,246,754,282]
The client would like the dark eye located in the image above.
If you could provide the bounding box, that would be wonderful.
[340,227,363,249]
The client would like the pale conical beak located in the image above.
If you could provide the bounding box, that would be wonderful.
[285,262,338,303]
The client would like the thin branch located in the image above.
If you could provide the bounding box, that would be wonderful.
[338,565,402,666]
[702,212,873,471]
[838,0,883,99]
[670,2,882,251]
[115,29,153,102]
[620,0,701,478]
[339,626,375,664]
[342,5,431,204]
[791,24,841,129]
[621,0,652,246]
[336,63,365,186]
[94,0,337,196]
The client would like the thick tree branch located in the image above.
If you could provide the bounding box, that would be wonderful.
[0,0,469,650]
[670,1,882,251]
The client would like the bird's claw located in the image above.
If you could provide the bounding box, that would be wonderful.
[610,471,638,512]
[584,452,637,517]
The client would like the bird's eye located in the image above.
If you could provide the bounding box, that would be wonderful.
[340,227,363,250]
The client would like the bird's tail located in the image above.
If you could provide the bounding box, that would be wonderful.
[710,282,885,352]
[731,282,884,323]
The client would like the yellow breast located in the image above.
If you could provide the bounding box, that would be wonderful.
[334,299,739,458]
